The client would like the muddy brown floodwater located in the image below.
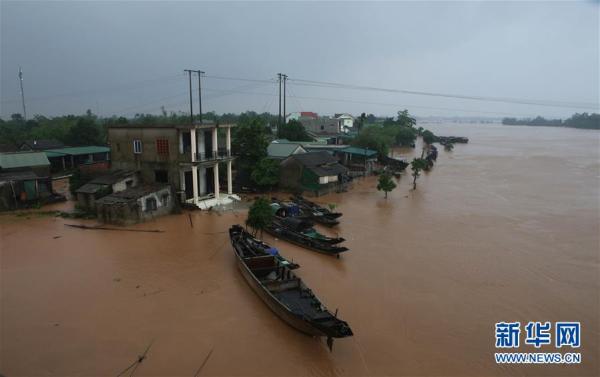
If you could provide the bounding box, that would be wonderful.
[1,123,599,376]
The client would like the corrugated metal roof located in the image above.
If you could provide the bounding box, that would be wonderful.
[339,146,378,157]
[44,146,110,156]
[267,143,306,158]
[0,152,50,169]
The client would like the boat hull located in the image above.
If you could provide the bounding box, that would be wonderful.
[264,227,348,256]
[234,253,326,337]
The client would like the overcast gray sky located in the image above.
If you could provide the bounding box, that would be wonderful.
[1,1,598,119]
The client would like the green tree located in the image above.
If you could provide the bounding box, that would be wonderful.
[351,125,393,157]
[232,116,269,171]
[246,197,273,237]
[410,158,428,190]
[422,130,436,145]
[377,172,396,199]
[65,116,104,146]
[357,112,366,134]
[396,109,416,128]
[277,120,313,141]
[251,158,280,190]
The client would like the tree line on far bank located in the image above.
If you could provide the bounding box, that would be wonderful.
[502,113,599,130]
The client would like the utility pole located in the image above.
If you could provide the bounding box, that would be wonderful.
[277,73,282,134]
[18,67,27,121]
[282,74,288,125]
[184,69,194,124]
[197,70,205,124]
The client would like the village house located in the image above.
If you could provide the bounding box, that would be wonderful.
[286,111,318,122]
[107,122,235,209]
[95,184,174,225]
[299,117,342,135]
[43,146,111,173]
[0,151,59,210]
[75,169,139,210]
[334,113,355,133]
[279,151,349,196]
[335,146,378,176]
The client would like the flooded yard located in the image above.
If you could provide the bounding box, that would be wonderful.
[1,124,598,376]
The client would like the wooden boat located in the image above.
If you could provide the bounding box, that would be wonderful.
[275,217,345,245]
[229,226,353,350]
[291,196,342,227]
[272,198,339,227]
[265,217,349,257]
[229,225,299,269]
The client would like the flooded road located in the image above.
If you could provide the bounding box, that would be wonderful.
[1,123,598,376]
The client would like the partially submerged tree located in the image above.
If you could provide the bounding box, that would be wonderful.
[422,130,436,145]
[410,158,428,190]
[251,158,280,191]
[377,172,397,199]
[246,197,273,237]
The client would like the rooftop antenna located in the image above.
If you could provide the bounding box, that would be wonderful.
[18,66,27,121]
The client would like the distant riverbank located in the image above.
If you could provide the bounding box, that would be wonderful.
[502,113,599,130]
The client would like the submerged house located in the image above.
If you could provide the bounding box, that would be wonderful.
[75,169,139,210]
[335,147,378,176]
[44,146,111,173]
[95,184,174,225]
[279,151,348,196]
[107,122,236,209]
[0,151,57,210]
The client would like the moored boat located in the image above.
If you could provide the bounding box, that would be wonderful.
[265,217,349,257]
[230,224,299,269]
[229,225,353,349]
[292,196,342,227]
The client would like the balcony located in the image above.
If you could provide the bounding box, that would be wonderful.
[179,148,232,164]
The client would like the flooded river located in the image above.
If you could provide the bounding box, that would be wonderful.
[1,123,598,376]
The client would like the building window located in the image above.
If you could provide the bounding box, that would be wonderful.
[145,197,157,212]
[156,139,169,155]
[133,139,142,154]
[155,170,168,183]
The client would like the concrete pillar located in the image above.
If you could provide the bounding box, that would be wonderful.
[227,160,232,195]
[192,166,199,205]
[198,130,205,159]
[212,127,218,158]
[199,167,207,195]
[179,169,186,201]
[226,126,231,156]
[213,163,220,200]
[62,157,66,170]
[190,128,197,162]
[178,131,183,154]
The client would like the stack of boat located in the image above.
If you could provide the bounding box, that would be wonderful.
[229,225,353,350]
[267,197,348,257]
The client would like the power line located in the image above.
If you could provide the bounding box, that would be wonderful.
[288,78,599,110]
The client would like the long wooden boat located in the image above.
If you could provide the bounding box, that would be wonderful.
[272,199,339,227]
[291,196,342,227]
[229,225,353,350]
[265,217,349,257]
[275,217,345,245]
[230,225,299,269]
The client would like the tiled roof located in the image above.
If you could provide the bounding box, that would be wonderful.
[287,151,347,177]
